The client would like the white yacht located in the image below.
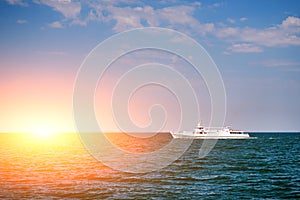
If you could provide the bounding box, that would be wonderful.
[171,123,250,139]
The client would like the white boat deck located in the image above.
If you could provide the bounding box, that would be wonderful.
[171,124,250,139]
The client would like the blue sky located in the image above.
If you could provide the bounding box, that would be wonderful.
[0,0,300,132]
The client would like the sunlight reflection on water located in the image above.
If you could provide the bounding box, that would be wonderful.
[0,133,299,199]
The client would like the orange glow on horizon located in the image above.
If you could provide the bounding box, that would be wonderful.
[30,125,57,138]
[0,68,76,133]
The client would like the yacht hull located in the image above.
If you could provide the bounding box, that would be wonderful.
[171,132,250,139]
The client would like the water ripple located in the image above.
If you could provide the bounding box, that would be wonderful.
[0,133,299,199]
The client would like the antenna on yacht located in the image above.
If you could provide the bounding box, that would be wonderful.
[199,120,202,126]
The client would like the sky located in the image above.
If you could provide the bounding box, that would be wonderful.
[0,0,300,132]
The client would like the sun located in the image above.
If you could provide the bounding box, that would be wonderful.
[35,129,52,137]
[31,126,55,138]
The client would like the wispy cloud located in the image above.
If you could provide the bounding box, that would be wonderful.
[70,18,87,26]
[9,1,300,50]
[49,21,63,28]
[86,3,300,48]
[260,60,300,67]
[17,19,27,24]
[33,0,81,18]
[227,43,263,53]
[207,2,222,9]
[227,18,235,24]
[216,16,300,47]
[103,5,198,32]
[258,60,300,72]
[6,0,27,6]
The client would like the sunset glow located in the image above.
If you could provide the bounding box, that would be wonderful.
[1,1,300,133]
[30,125,55,138]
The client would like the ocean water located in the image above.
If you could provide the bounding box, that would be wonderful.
[0,133,299,199]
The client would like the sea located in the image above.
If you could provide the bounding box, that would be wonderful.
[0,132,299,199]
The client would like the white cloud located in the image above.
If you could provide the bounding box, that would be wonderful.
[33,0,81,18]
[260,60,300,67]
[17,19,27,24]
[12,1,299,49]
[170,35,194,45]
[280,16,300,35]
[71,18,87,26]
[281,16,300,28]
[49,21,63,28]
[227,18,235,24]
[227,43,263,53]
[216,16,300,47]
[208,2,222,9]
[240,26,300,47]
[6,0,27,6]
[106,6,144,31]
[192,1,201,7]
[215,27,239,38]
[103,4,207,33]
[83,3,300,48]
[257,60,300,72]
[158,6,196,25]
[221,51,231,55]
[240,17,248,21]
[108,4,215,36]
